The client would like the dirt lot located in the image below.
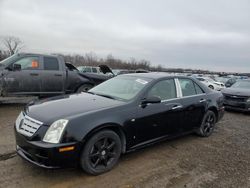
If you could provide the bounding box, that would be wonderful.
[0,104,250,188]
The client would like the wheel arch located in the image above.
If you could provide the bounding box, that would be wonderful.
[82,123,127,153]
[207,106,218,122]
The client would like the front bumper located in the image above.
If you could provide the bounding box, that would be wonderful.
[224,100,250,112]
[15,128,82,169]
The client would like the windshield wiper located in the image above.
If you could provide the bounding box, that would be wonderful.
[88,91,123,101]
[95,93,117,100]
[87,91,96,95]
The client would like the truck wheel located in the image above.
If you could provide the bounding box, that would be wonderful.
[80,130,122,175]
[77,84,93,93]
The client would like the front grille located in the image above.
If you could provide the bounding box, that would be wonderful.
[224,95,247,102]
[16,112,43,137]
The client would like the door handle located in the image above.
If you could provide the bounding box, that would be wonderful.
[54,74,62,76]
[171,105,183,110]
[199,99,206,103]
[30,73,39,76]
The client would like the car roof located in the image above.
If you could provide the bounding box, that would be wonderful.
[17,53,60,58]
[120,72,192,80]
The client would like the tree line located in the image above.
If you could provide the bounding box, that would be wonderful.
[0,36,152,70]
[1,36,249,76]
[61,53,151,70]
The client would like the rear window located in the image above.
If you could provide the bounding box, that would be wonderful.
[179,78,196,96]
[194,83,204,94]
[44,57,59,70]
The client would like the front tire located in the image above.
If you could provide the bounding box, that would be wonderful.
[196,110,216,137]
[80,130,122,175]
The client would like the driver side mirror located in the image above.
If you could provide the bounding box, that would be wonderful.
[12,64,21,71]
[141,96,161,106]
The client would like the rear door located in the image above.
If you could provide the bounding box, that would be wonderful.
[40,56,64,94]
[4,55,42,94]
[134,78,184,145]
[177,78,207,132]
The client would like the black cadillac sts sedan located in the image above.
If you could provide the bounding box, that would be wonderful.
[15,73,224,175]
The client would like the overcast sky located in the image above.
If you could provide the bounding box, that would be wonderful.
[0,0,250,72]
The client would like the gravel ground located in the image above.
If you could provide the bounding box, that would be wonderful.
[0,104,250,188]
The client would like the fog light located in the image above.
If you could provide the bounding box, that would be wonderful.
[59,146,75,152]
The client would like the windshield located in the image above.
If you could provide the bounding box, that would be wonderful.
[0,54,19,67]
[231,80,250,89]
[215,77,228,83]
[89,75,152,101]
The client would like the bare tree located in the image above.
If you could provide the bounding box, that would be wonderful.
[2,36,23,55]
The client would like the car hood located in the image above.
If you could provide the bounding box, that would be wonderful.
[222,88,250,97]
[25,93,124,125]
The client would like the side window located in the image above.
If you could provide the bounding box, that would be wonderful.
[179,78,196,97]
[44,57,59,70]
[194,82,204,94]
[148,79,176,100]
[92,68,97,73]
[13,56,39,70]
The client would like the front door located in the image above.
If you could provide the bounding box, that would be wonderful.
[134,78,184,145]
[4,56,42,95]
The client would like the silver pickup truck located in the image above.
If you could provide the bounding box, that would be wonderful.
[0,53,112,100]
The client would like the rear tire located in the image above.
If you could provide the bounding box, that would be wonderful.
[80,130,122,175]
[77,84,93,93]
[196,110,216,137]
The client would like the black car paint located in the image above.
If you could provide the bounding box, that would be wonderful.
[0,53,110,97]
[15,74,224,168]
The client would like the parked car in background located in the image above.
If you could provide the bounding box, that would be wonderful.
[225,77,237,87]
[15,73,224,175]
[214,77,229,84]
[112,69,149,75]
[77,66,102,74]
[0,53,111,100]
[222,79,250,112]
[196,77,225,90]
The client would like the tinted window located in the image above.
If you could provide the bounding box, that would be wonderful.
[44,57,59,70]
[179,78,196,96]
[92,68,97,73]
[83,67,91,72]
[148,79,176,100]
[14,56,39,70]
[194,83,204,94]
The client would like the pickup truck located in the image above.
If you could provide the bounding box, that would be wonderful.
[0,53,112,99]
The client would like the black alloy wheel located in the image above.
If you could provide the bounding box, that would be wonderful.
[80,130,121,175]
[197,110,216,137]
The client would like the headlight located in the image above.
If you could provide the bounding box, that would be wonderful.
[43,119,68,143]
